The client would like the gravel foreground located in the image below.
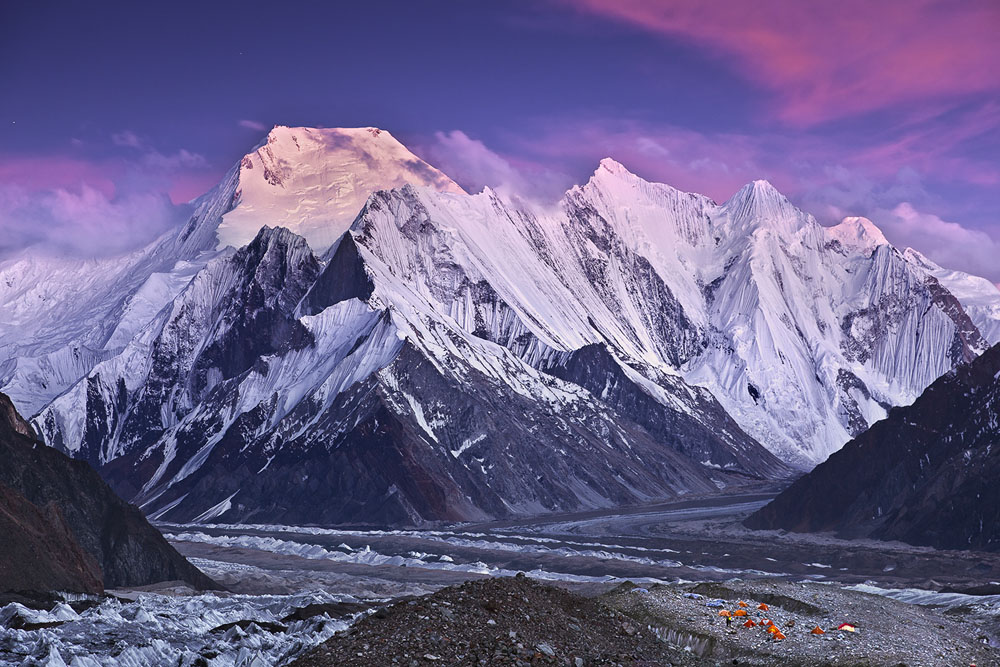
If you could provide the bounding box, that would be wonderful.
[291,575,997,667]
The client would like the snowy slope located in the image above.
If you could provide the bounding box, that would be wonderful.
[343,166,998,465]
[34,221,782,525]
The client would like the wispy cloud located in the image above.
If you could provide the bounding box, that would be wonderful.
[420,130,573,202]
[239,119,268,132]
[110,130,207,171]
[560,0,1000,126]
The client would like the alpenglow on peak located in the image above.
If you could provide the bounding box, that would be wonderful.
[213,126,465,254]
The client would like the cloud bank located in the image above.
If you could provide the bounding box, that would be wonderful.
[0,184,188,259]
[0,132,212,261]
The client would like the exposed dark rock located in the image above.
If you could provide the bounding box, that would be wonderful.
[300,233,374,315]
[0,484,103,596]
[746,343,1000,551]
[0,393,218,591]
[148,339,755,525]
[210,619,287,634]
[542,344,790,480]
[281,601,369,623]
[923,275,988,365]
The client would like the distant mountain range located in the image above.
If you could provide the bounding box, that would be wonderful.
[2,126,998,526]
[746,342,1000,551]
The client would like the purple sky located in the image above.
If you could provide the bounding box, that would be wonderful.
[1,0,998,281]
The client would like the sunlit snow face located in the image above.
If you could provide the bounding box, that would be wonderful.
[213,127,464,255]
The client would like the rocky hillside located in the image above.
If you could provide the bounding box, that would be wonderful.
[0,393,217,592]
[745,343,1000,551]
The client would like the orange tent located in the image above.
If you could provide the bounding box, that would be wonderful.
[733,609,748,617]
[773,631,786,640]
[810,626,825,635]
[743,619,756,628]
[758,603,769,611]
[718,610,731,617]
[738,601,748,608]
[766,625,780,635]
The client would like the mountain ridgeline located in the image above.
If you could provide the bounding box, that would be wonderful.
[2,126,999,528]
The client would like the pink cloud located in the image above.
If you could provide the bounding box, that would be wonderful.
[562,0,1000,125]
[0,156,117,198]
[0,134,220,258]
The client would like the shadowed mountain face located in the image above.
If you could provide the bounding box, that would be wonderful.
[0,393,217,592]
[746,343,1000,551]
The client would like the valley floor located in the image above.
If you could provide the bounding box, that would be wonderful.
[3,488,998,665]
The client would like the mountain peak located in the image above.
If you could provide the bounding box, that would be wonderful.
[827,216,889,253]
[212,126,464,254]
[729,179,786,206]
[723,179,806,233]
[597,157,631,175]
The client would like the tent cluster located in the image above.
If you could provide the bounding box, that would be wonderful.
[705,597,859,643]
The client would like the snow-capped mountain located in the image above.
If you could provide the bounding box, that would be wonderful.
[0,127,462,416]
[32,221,785,524]
[6,125,1000,525]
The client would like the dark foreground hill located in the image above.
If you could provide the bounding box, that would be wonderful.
[746,343,1000,551]
[0,393,217,597]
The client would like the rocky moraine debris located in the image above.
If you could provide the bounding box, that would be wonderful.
[293,575,997,666]
[291,574,704,666]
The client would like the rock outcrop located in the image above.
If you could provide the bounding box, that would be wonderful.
[0,393,217,593]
